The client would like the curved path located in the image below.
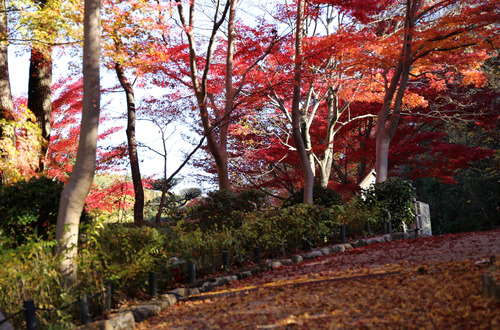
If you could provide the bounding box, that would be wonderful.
[138,229,500,329]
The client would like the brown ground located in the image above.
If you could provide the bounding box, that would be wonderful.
[138,229,500,329]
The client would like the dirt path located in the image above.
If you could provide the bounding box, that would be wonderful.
[138,230,500,329]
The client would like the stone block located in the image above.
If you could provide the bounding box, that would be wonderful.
[303,250,323,260]
[266,260,283,269]
[280,259,294,266]
[131,305,160,322]
[109,312,135,330]
[83,312,135,330]
[238,271,252,279]
[250,266,262,274]
[291,255,303,263]
[136,300,170,310]
[330,245,345,253]
[201,282,215,292]
[160,293,178,306]
[224,275,238,283]
[342,243,353,250]
[321,247,332,255]
[168,288,188,298]
[188,287,201,296]
[390,232,409,240]
[206,277,224,287]
[355,239,368,247]
[348,240,360,248]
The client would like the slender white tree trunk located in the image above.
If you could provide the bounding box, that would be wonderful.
[55,0,100,287]
[291,0,314,204]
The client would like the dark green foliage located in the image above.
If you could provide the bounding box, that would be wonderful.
[330,196,382,237]
[229,204,336,256]
[414,175,499,234]
[86,224,172,285]
[0,177,65,245]
[273,204,335,249]
[0,235,74,328]
[188,189,268,231]
[362,178,416,230]
[282,184,345,208]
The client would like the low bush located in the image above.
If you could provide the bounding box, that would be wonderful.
[0,177,63,245]
[170,227,233,275]
[229,204,337,255]
[187,189,268,231]
[331,196,383,237]
[282,185,345,208]
[274,204,335,249]
[0,235,74,328]
[84,223,172,288]
[0,176,89,246]
[361,178,416,231]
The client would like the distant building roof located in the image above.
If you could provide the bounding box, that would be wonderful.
[359,169,376,190]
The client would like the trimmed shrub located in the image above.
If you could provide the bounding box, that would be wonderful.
[87,224,171,286]
[0,236,74,328]
[330,195,382,237]
[362,178,416,230]
[0,177,66,245]
[230,204,337,255]
[282,184,345,208]
[187,189,268,231]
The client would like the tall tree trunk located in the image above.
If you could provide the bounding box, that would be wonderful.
[56,0,100,287]
[217,0,239,191]
[375,0,417,183]
[0,0,12,122]
[317,89,338,188]
[0,0,14,184]
[115,63,144,225]
[28,47,53,164]
[356,118,374,185]
[292,0,314,204]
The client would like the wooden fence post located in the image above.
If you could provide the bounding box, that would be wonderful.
[222,251,230,270]
[80,294,90,325]
[23,300,37,330]
[149,272,158,297]
[253,247,261,264]
[105,281,112,312]
[188,262,196,285]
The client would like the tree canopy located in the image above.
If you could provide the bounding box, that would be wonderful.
[1,0,498,210]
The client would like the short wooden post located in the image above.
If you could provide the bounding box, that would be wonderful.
[222,251,230,270]
[23,300,37,330]
[149,272,158,297]
[387,221,392,234]
[105,281,112,312]
[253,247,261,264]
[80,294,90,326]
[305,236,313,251]
[188,262,196,285]
[340,224,346,244]
[365,221,372,236]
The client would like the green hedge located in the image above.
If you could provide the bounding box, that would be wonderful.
[282,184,345,208]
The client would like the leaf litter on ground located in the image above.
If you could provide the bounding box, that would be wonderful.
[138,229,500,329]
